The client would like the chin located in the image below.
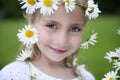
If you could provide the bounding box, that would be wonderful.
[49,57,66,62]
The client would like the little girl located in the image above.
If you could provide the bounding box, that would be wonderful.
[1,0,101,80]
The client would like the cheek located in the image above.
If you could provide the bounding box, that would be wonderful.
[37,30,51,46]
[71,35,83,49]
[68,35,82,56]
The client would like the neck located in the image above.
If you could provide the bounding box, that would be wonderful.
[30,54,77,80]
[31,53,67,69]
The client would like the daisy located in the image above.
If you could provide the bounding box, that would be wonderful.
[105,51,120,63]
[30,72,38,79]
[115,48,120,56]
[85,0,101,20]
[102,71,119,80]
[17,25,38,46]
[75,64,85,75]
[28,67,39,79]
[81,31,98,49]
[63,0,76,13]
[16,49,32,61]
[36,0,60,16]
[88,32,98,45]
[117,27,120,35]
[19,0,38,14]
[72,57,77,67]
[81,41,89,49]
[113,61,120,70]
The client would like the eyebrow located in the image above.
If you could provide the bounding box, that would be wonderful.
[43,19,61,25]
[43,18,85,27]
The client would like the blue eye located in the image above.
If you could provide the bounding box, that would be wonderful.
[46,24,57,30]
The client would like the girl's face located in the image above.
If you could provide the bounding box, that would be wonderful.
[33,5,86,62]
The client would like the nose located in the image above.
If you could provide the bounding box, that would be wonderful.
[54,32,69,48]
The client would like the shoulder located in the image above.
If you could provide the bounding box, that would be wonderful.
[0,71,8,80]
[1,61,30,80]
[1,61,28,72]
[76,65,95,80]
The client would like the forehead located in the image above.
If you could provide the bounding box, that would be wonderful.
[36,5,86,25]
[52,5,85,18]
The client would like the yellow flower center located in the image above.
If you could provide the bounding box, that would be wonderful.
[33,73,37,77]
[27,0,35,5]
[109,77,114,80]
[25,30,34,38]
[44,0,53,7]
[66,0,70,5]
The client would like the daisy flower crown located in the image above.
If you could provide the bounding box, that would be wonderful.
[18,0,101,20]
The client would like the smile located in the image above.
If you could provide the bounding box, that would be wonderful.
[49,46,67,54]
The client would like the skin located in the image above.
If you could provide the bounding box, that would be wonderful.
[30,5,86,80]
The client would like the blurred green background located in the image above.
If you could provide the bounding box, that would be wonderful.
[0,0,120,80]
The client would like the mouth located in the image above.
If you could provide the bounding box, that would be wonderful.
[49,46,67,54]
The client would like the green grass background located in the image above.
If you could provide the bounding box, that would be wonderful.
[0,15,120,80]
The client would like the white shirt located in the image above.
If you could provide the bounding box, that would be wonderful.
[1,61,95,80]
[0,71,8,80]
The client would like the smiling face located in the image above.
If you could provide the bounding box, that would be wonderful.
[32,5,86,62]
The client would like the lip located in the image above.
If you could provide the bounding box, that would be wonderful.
[49,46,67,54]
